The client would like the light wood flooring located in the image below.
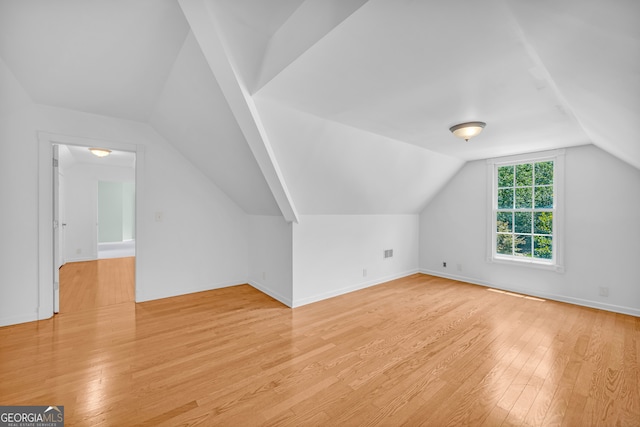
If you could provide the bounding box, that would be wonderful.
[1,274,638,426]
[59,257,135,313]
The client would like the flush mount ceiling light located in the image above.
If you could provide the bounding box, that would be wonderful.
[89,147,111,158]
[449,121,486,141]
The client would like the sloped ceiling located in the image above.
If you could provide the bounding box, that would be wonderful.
[0,0,189,122]
[0,0,637,217]
[253,0,596,161]
[506,0,640,170]
[256,98,463,214]
[149,31,281,215]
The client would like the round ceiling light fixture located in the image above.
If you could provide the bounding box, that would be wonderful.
[449,121,486,141]
[89,147,112,158]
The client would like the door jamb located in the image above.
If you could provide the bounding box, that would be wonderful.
[37,132,144,320]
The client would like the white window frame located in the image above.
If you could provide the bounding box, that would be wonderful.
[486,149,565,272]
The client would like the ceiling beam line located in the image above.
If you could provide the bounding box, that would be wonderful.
[178,0,300,223]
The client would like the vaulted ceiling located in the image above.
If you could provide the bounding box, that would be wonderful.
[1,0,638,219]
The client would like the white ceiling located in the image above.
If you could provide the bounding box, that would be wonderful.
[149,31,281,215]
[60,144,136,169]
[253,0,627,161]
[0,0,189,122]
[1,0,637,216]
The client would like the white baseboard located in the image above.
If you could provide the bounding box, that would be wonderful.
[136,279,246,303]
[248,280,292,307]
[420,269,640,318]
[292,269,420,308]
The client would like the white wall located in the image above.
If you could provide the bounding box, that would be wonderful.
[420,144,640,316]
[0,57,31,118]
[0,61,38,326]
[0,108,39,326]
[248,215,293,306]
[63,163,134,262]
[122,182,135,241]
[292,214,419,307]
[0,103,249,326]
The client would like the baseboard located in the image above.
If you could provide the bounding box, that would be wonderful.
[248,281,292,307]
[0,312,39,328]
[292,269,420,308]
[136,279,246,303]
[420,269,640,317]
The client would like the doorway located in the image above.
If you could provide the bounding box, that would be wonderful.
[55,143,137,313]
[59,258,135,312]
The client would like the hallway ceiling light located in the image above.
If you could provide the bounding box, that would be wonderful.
[89,148,112,157]
[449,121,486,141]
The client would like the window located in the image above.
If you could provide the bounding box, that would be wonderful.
[487,151,564,271]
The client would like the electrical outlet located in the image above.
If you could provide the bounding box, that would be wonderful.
[456,263,462,272]
[262,271,266,281]
[598,286,609,297]
[363,269,367,277]
[154,211,164,222]
[76,248,81,254]
[442,261,447,268]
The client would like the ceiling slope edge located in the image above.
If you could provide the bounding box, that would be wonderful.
[259,96,467,162]
[253,0,369,94]
[256,97,466,215]
[0,54,33,118]
[179,0,299,223]
[505,1,640,171]
[577,125,640,171]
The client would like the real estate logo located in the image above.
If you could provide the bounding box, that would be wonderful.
[0,406,64,427]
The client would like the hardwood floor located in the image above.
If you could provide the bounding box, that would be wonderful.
[59,257,135,313]
[1,274,638,426]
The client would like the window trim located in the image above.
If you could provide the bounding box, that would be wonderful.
[486,149,565,273]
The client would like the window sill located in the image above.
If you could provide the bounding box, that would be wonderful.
[488,255,565,273]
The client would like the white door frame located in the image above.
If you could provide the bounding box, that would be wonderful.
[53,144,60,313]
[37,132,144,320]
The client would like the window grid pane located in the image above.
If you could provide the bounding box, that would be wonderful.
[498,166,514,188]
[495,160,554,261]
[496,212,513,232]
[498,189,514,209]
[515,187,532,208]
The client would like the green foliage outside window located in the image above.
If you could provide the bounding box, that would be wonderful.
[515,163,533,186]
[498,165,514,187]
[496,161,554,260]
[535,161,553,185]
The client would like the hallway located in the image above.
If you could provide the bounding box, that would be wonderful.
[59,257,135,313]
